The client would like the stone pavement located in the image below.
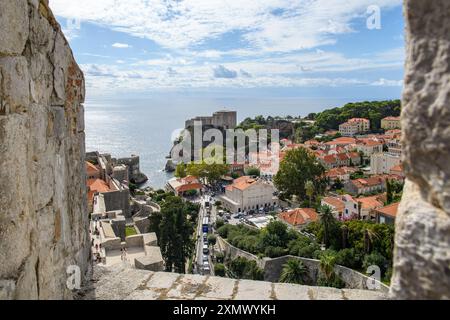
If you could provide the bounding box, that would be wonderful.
[79,264,387,300]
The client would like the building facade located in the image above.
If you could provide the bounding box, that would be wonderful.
[220,176,278,213]
[381,116,401,130]
[339,118,370,137]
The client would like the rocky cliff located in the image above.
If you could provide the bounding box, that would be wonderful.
[0,0,89,299]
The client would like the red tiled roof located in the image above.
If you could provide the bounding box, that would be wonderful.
[336,153,349,161]
[326,167,348,177]
[376,202,400,217]
[87,178,111,203]
[86,161,100,175]
[325,137,356,145]
[356,195,384,210]
[322,197,345,213]
[322,155,337,164]
[348,118,370,123]
[383,116,400,121]
[278,208,318,226]
[227,176,258,191]
[357,139,383,147]
[347,152,360,159]
[351,176,385,189]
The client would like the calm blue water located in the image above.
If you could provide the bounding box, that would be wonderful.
[84,97,350,188]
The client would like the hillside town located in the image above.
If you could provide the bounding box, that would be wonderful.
[85,105,403,291]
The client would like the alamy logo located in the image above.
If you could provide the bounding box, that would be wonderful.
[66,18,81,31]
[66,265,81,290]
[171,121,280,172]
[367,5,382,30]
[366,265,381,290]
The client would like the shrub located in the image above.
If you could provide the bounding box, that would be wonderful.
[264,246,287,258]
[362,252,388,276]
[215,219,225,229]
[214,263,226,277]
[207,234,217,246]
[335,248,362,270]
[228,257,264,281]
[217,225,231,238]
[185,189,198,197]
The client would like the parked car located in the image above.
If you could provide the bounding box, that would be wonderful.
[203,244,209,254]
[202,255,209,263]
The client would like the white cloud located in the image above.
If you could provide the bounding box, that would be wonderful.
[112,42,132,48]
[213,65,238,79]
[50,0,404,93]
[371,78,403,87]
[50,0,401,52]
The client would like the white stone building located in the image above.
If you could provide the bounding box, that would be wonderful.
[370,153,402,175]
[220,176,278,213]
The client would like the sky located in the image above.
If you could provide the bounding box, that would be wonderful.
[50,0,405,101]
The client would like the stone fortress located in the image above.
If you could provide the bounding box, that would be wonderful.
[0,0,449,300]
[185,110,237,130]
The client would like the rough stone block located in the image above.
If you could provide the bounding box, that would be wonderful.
[0,0,29,55]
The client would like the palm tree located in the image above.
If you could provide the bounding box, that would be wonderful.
[279,259,308,285]
[319,205,336,248]
[341,224,349,249]
[305,180,315,206]
[363,227,380,254]
[319,253,337,283]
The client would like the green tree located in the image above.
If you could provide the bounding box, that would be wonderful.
[261,221,289,248]
[214,263,226,277]
[318,205,337,248]
[175,162,187,178]
[305,180,315,207]
[363,227,379,254]
[187,161,229,186]
[274,148,326,201]
[207,234,217,246]
[159,196,195,273]
[386,179,393,204]
[245,166,261,177]
[279,259,308,285]
[319,252,337,282]
[363,252,388,277]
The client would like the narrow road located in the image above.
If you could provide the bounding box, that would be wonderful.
[194,196,210,275]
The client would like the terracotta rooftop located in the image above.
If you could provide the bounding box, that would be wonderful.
[376,202,400,218]
[348,118,370,123]
[86,161,100,175]
[227,176,259,191]
[382,116,401,121]
[351,176,385,189]
[278,208,318,227]
[322,197,345,213]
[356,195,384,210]
[357,139,383,147]
[87,178,111,204]
[325,137,357,145]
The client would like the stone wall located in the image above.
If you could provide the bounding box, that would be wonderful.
[217,237,388,292]
[82,264,387,300]
[390,0,450,299]
[262,256,389,293]
[0,0,89,299]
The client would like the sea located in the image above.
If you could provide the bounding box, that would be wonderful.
[85,96,351,189]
